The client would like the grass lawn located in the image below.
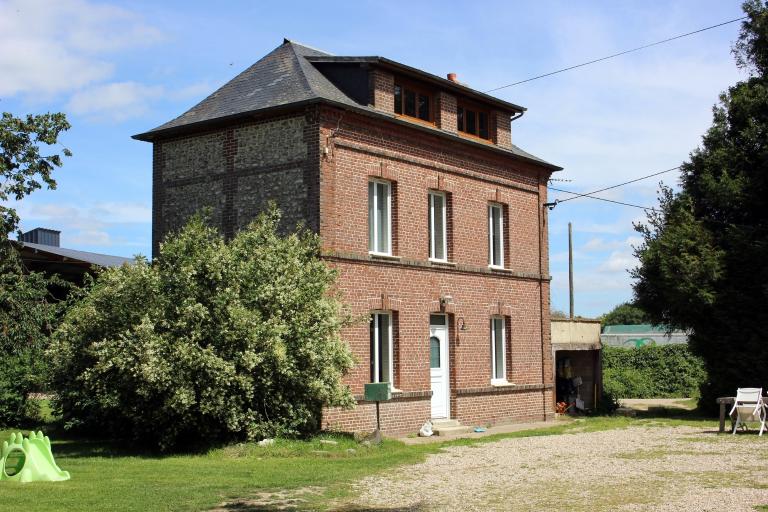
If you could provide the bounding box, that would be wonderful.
[0,408,724,511]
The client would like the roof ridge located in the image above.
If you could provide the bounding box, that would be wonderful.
[286,41,317,97]
[283,38,333,56]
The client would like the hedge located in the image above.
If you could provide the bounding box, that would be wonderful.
[602,344,706,399]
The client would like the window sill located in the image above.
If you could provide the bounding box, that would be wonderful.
[489,265,511,273]
[369,252,400,261]
[491,379,514,387]
[429,259,456,267]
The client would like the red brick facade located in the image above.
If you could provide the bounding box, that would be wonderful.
[317,81,556,433]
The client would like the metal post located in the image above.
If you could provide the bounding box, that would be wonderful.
[569,222,574,319]
[374,400,382,444]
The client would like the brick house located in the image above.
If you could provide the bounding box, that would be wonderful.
[134,39,562,434]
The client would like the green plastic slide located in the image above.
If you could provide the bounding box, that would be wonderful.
[0,431,70,483]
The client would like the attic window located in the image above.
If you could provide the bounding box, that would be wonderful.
[394,81,432,123]
[457,103,490,140]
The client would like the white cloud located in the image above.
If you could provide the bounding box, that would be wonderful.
[598,250,636,274]
[68,229,112,247]
[0,0,163,98]
[14,199,151,249]
[16,200,150,237]
[582,235,642,253]
[67,82,164,121]
[87,202,152,224]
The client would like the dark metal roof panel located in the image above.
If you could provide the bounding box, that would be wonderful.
[18,242,135,268]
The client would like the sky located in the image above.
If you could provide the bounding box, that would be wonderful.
[0,0,748,317]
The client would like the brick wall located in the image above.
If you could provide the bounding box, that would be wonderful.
[369,68,395,114]
[323,395,431,434]
[151,110,320,256]
[492,110,513,149]
[453,387,548,425]
[318,106,555,432]
[436,91,458,134]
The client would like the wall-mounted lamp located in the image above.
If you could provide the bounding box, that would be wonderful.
[544,200,559,211]
[457,317,467,331]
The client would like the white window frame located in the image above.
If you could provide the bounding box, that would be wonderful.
[429,191,448,262]
[371,311,394,386]
[368,179,392,255]
[488,203,504,268]
[490,316,507,384]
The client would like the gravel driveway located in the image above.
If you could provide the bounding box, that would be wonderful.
[350,424,768,511]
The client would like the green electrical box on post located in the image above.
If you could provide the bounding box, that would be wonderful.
[364,382,391,402]
[364,383,391,443]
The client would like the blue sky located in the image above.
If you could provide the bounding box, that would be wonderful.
[1,0,746,317]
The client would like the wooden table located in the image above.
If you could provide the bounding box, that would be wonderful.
[716,396,768,433]
[716,397,735,433]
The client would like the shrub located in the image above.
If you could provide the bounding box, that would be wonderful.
[49,208,355,451]
[602,344,706,399]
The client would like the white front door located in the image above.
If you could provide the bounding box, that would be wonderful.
[430,314,450,419]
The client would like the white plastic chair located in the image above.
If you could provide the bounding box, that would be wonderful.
[729,388,766,436]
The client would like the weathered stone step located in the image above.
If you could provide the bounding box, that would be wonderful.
[433,425,473,436]
[430,419,472,436]
[431,419,461,428]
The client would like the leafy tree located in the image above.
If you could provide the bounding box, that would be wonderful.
[0,112,71,241]
[599,302,649,329]
[50,208,355,451]
[0,263,68,425]
[632,1,768,412]
[0,112,71,425]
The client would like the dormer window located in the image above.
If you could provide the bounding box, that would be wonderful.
[394,81,433,123]
[457,103,490,140]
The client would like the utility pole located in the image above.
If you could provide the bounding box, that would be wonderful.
[568,222,574,319]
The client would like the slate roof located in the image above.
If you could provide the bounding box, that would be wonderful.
[17,241,134,268]
[137,40,356,136]
[133,40,560,170]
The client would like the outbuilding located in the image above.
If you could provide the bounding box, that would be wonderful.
[551,318,602,412]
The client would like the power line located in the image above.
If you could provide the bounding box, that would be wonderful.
[548,186,656,211]
[547,164,683,210]
[485,16,746,92]
[557,165,681,204]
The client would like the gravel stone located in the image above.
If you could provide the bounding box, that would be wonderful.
[351,426,768,511]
